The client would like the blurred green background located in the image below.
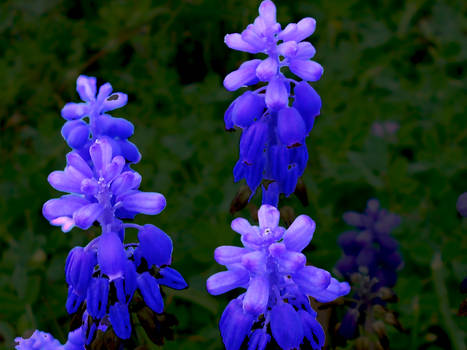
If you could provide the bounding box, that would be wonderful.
[0,0,466,349]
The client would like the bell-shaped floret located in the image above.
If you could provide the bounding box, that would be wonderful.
[338,309,359,340]
[73,203,103,229]
[283,214,316,252]
[214,246,249,265]
[95,114,134,139]
[61,120,90,149]
[61,103,89,120]
[269,243,306,273]
[293,81,321,133]
[86,278,109,319]
[109,303,132,339]
[65,246,96,295]
[110,171,142,196]
[206,267,250,295]
[90,138,113,175]
[137,272,164,313]
[158,267,188,290]
[43,195,90,232]
[239,121,268,166]
[256,57,278,82]
[278,17,316,42]
[289,59,323,82]
[66,286,85,314]
[220,299,255,350]
[298,310,325,349]
[248,329,270,350]
[224,59,262,91]
[265,76,288,111]
[292,266,331,295]
[457,192,467,217]
[224,33,262,54]
[118,191,166,215]
[258,204,280,229]
[243,275,269,315]
[100,92,128,113]
[309,277,350,303]
[114,260,138,304]
[138,224,173,266]
[76,75,97,102]
[277,107,306,148]
[97,232,126,281]
[270,303,304,350]
[231,92,266,128]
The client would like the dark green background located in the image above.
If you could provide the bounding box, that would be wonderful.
[0,0,466,349]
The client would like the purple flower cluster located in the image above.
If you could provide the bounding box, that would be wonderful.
[336,199,402,289]
[207,205,350,350]
[17,76,186,348]
[223,0,322,206]
[335,199,402,340]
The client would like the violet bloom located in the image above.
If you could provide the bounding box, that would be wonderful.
[15,329,84,350]
[38,76,187,345]
[60,75,140,163]
[223,0,322,206]
[335,199,402,288]
[457,192,467,217]
[207,205,349,350]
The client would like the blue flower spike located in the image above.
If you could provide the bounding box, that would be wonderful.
[224,0,323,205]
[207,205,350,350]
[32,75,187,347]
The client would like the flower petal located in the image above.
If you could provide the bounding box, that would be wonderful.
[111,171,142,196]
[270,303,303,350]
[73,203,103,229]
[109,303,131,339]
[309,277,350,303]
[259,0,276,25]
[215,246,248,265]
[293,81,321,133]
[120,191,166,215]
[265,76,288,110]
[90,138,113,174]
[138,224,173,266]
[256,57,278,82]
[298,309,325,349]
[220,299,254,350]
[231,217,255,235]
[232,92,266,128]
[243,275,269,315]
[224,59,262,91]
[76,75,97,102]
[206,268,250,295]
[225,33,261,54]
[258,204,280,229]
[137,272,164,313]
[100,92,128,113]
[283,214,316,252]
[289,59,323,82]
[86,278,109,319]
[292,266,331,295]
[97,232,126,281]
[277,107,306,147]
[61,120,90,148]
[158,267,188,290]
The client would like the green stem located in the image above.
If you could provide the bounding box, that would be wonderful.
[431,252,465,350]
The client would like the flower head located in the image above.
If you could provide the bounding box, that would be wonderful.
[224,0,323,205]
[207,205,349,350]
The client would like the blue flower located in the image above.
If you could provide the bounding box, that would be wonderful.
[223,0,322,205]
[457,192,467,217]
[335,199,402,288]
[43,138,165,232]
[15,329,85,350]
[60,75,140,163]
[207,205,349,350]
[38,75,187,345]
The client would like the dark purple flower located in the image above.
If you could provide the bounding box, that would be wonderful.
[207,205,349,350]
[224,0,322,205]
